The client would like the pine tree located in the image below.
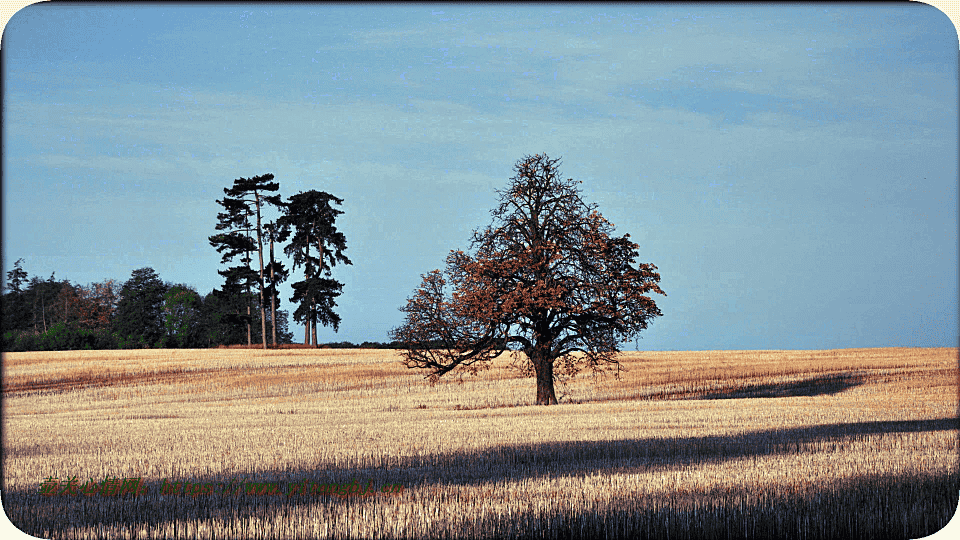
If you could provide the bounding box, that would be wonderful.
[209,174,283,349]
[112,267,168,348]
[277,191,352,345]
[263,221,290,347]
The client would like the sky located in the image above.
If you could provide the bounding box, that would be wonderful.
[1,3,957,350]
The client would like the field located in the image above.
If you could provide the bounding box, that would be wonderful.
[2,347,958,539]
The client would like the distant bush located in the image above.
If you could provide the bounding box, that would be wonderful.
[0,332,411,352]
[0,323,101,351]
[92,329,120,350]
[2,330,36,352]
[39,323,93,351]
[321,341,359,349]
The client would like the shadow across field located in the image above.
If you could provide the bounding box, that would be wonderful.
[546,370,877,406]
[694,371,869,399]
[5,417,957,539]
[454,472,960,540]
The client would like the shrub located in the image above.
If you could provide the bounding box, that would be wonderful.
[34,322,97,351]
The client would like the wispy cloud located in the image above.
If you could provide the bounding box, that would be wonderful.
[3,4,955,347]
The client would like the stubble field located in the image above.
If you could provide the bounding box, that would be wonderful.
[2,347,958,539]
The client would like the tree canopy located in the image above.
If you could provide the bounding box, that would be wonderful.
[209,173,283,348]
[1,261,296,351]
[162,284,203,348]
[391,154,665,405]
[112,267,168,348]
[277,190,352,344]
[3,174,349,352]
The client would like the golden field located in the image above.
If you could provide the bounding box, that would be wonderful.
[2,347,958,539]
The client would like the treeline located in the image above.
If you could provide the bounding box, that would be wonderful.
[1,261,295,352]
[208,174,351,349]
[0,257,441,352]
[217,341,409,350]
[318,341,411,349]
[2,172,357,352]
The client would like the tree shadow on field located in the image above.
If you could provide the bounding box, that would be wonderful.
[3,417,957,539]
[453,471,960,540]
[693,371,869,400]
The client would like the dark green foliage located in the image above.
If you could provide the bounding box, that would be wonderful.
[2,330,36,351]
[39,322,96,351]
[277,190,352,344]
[2,286,31,334]
[321,341,359,348]
[3,272,80,335]
[2,324,118,352]
[209,173,284,348]
[272,309,295,345]
[263,260,289,314]
[162,284,203,348]
[289,276,344,332]
[199,288,252,347]
[0,259,33,334]
[217,265,260,300]
[22,274,68,334]
[111,267,168,348]
[263,220,292,346]
[3,254,364,351]
[2,260,121,351]
[5,258,28,293]
[208,231,256,264]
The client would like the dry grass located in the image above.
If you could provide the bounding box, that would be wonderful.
[2,347,957,539]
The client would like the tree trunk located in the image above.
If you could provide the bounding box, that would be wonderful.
[312,239,323,347]
[269,233,277,347]
[246,303,252,346]
[254,192,267,350]
[244,231,252,347]
[303,239,311,345]
[531,351,559,405]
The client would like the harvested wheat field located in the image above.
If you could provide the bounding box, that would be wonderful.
[2,347,958,539]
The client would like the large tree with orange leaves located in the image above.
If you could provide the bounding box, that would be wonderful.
[391,154,665,405]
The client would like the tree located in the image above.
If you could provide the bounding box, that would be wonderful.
[51,281,83,327]
[2,259,32,333]
[4,258,28,293]
[24,273,64,334]
[209,174,283,349]
[199,287,249,347]
[277,190,352,345]
[112,267,168,348]
[390,154,665,405]
[1,264,90,350]
[215,264,259,344]
[73,279,120,332]
[273,309,295,344]
[263,221,291,346]
[162,284,203,348]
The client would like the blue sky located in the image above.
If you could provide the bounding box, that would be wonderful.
[1,4,957,350]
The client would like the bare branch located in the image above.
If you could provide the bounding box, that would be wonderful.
[391,154,664,404]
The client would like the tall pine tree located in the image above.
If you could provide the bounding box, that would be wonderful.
[112,267,168,348]
[263,221,291,347]
[277,191,352,345]
[209,174,283,349]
